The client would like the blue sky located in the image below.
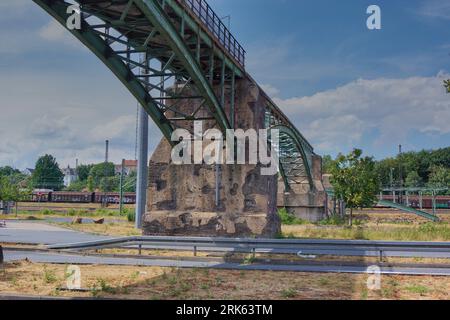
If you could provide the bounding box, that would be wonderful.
[0,0,449,169]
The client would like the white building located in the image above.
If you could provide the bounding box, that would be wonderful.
[62,165,78,187]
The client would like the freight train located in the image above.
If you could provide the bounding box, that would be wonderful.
[23,191,136,205]
[21,191,450,209]
[379,195,450,209]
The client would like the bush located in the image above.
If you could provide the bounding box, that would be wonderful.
[317,215,347,226]
[127,210,135,222]
[278,208,307,225]
[40,209,55,216]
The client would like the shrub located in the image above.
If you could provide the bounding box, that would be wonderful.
[278,208,307,225]
[127,210,135,222]
[317,215,347,226]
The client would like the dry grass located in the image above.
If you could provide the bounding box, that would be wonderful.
[0,261,449,300]
[56,222,141,237]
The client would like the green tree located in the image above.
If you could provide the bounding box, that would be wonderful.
[330,149,380,226]
[405,171,423,188]
[76,164,94,181]
[89,162,115,186]
[427,166,450,189]
[31,155,64,191]
[64,180,87,192]
[0,176,23,213]
[322,155,334,174]
[0,166,21,177]
[87,175,95,192]
[444,79,450,93]
[123,171,137,192]
[100,176,120,192]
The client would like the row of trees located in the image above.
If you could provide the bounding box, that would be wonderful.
[66,162,136,193]
[323,147,450,190]
[0,155,137,195]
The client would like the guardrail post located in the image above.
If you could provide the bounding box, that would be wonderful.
[138,244,142,256]
[194,246,197,257]
[0,245,3,265]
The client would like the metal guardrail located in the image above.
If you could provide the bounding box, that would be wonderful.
[179,0,246,67]
[47,236,450,258]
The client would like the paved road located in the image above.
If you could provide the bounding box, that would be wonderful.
[4,249,450,276]
[0,221,108,245]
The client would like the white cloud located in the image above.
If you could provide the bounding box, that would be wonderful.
[0,70,162,170]
[418,0,450,20]
[270,71,450,154]
[38,19,80,47]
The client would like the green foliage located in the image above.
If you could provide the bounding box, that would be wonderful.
[87,162,116,191]
[330,149,380,225]
[31,155,64,191]
[278,208,307,225]
[427,165,450,189]
[100,176,120,192]
[405,171,423,188]
[0,166,21,177]
[76,164,94,181]
[89,162,115,183]
[322,155,334,174]
[0,176,22,202]
[444,79,450,93]
[317,215,347,226]
[126,209,136,222]
[375,147,450,188]
[64,180,87,192]
[87,176,95,192]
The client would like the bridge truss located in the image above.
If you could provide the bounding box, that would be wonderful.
[34,0,316,191]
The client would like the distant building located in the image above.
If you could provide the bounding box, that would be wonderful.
[115,160,138,176]
[62,165,78,187]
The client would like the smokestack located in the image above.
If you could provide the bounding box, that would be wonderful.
[105,140,109,163]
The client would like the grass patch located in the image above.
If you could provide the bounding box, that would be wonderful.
[405,285,430,295]
[278,208,308,225]
[280,288,297,298]
[43,268,58,284]
[282,222,450,241]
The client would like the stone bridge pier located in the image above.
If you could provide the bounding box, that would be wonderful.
[142,77,327,238]
[143,78,281,238]
[277,156,327,223]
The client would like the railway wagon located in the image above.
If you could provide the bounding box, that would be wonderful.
[23,191,137,205]
[380,195,450,209]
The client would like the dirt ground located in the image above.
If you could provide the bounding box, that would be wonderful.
[0,261,448,300]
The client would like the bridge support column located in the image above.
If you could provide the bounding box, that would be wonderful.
[142,79,281,238]
[277,155,327,222]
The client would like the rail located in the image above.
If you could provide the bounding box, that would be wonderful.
[179,0,246,67]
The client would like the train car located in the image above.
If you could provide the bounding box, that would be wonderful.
[50,192,93,203]
[380,195,450,209]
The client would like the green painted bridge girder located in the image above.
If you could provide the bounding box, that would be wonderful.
[136,0,231,132]
[33,0,175,142]
[269,125,315,192]
[33,0,316,192]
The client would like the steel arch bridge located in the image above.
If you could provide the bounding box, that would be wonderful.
[34,0,316,192]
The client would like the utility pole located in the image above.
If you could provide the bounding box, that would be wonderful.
[135,53,149,229]
[119,159,125,214]
[398,144,403,204]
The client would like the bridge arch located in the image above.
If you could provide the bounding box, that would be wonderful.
[34,0,316,192]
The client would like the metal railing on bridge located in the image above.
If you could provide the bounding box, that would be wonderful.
[179,0,246,68]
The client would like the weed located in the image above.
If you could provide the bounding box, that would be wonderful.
[43,269,57,284]
[281,288,297,298]
[278,208,308,225]
[405,284,429,295]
